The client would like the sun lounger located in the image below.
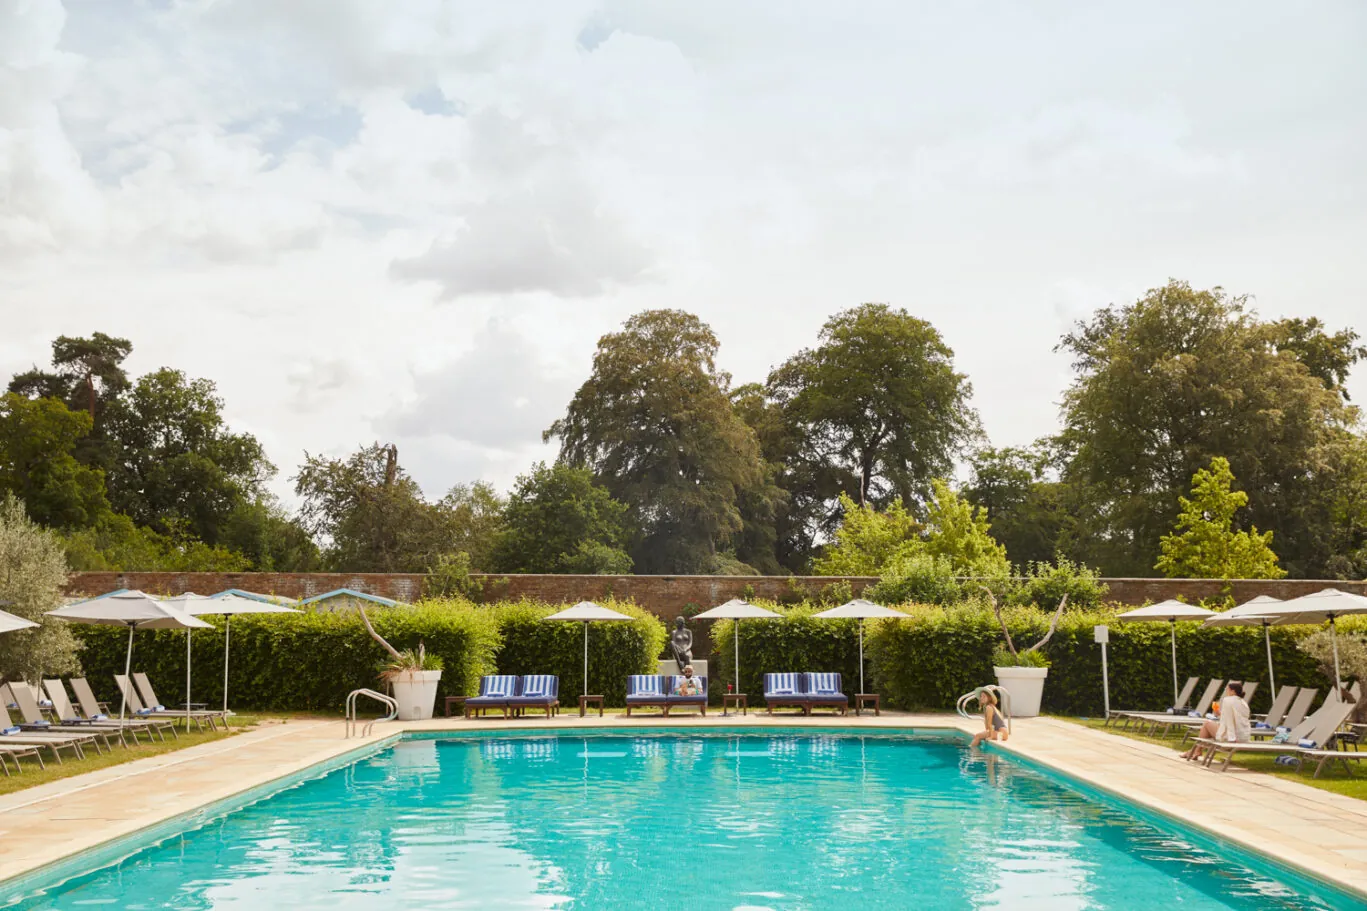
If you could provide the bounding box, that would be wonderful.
[44,680,156,747]
[804,673,848,715]
[0,742,45,774]
[1252,687,1318,740]
[111,678,185,739]
[1132,680,1226,736]
[132,673,227,731]
[625,675,670,716]
[1198,691,1358,771]
[70,677,169,742]
[1252,685,1299,730]
[764,673,809,715]
[1108,677,1199,727]
[8,685,113,753]
[464,675,519,718]
[507,675,560,717]
[0,703,91,763]
[666,675,708,716]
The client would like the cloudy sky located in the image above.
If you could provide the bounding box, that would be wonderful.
[3,1,1365,505]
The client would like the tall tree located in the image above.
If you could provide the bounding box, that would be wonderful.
[436,482,506,572]
[0,495,83,682]
[767,303,979,517]
[546,310,766,573]
[219,496,323,571]
[103,368,273,546]
[8,333,132,471]
[491,462,634,574]
[0,394,110,529]
[1156,457,1285,582]
[964,445,1069,566]
[1056,280,1364,576]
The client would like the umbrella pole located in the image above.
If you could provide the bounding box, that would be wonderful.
[1169,620,1179,707]
[859,618,866,695]
[185,628,192,733]
[583,621,589,700]
[735,621,740,698]
[120,623,134,723]
[1330,615,1343,692]
[1262,621,1276,700]
[223,615,232,715]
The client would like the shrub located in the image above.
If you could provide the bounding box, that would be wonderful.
[75,600,501,711]
[992,645,1049,668]
[0,495,82,682]
[1008,558,1107,610]
[869,551,961,605]
[485,600,666,705]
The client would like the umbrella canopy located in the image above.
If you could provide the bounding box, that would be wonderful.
[1260,589,1367,690]
[815,599,910,696]
[0,608,38,634]
[1204,596,1283,698]
[694,599,781,710]
[47,590,212,722]
[185,593,301,712]
[212,588,298,605]
[544,602,633,699]
[1118,600,1215,708]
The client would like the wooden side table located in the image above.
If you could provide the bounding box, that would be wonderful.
[445,696,468,717]
[722,693,748,716]
[579,694,604,717]
[855,694,880,716]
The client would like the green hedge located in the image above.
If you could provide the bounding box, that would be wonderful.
[487,600,667,704]
[711,601,1345,715]
[74,598,666,711]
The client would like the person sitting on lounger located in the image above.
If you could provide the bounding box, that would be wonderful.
[674,666,703,697]
[1183,682,1250,761]
[970,689,1008,748]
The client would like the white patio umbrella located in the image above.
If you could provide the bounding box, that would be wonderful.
[1203,595,1283,698]
[0,607,38,633]
[544,601,634,699]
[190,592,301,713]
[46,590,213,722]
[693,599,781,706]
[1117,600,1216,707]
[164,593,213,730]
[1260,589,1367,691]
[814,599,910,695]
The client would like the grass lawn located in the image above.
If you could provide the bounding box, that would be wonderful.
[0,714,283,797]
[1062,716,1367,801]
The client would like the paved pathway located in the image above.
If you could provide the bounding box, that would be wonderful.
[1,711,1364,899]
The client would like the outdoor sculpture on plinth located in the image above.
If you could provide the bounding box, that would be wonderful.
[670,616,694,671]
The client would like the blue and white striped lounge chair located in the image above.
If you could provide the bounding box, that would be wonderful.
[804,673,848,715]
[465,675,520,718]
[666,675,708,715]
[764,673,808,715]
[625,675,670,716]
[508,675,560,717]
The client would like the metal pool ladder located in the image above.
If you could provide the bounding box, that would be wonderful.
[345,688,397,738]
[957,684,1013,734]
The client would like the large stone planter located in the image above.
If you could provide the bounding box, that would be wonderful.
[993,666,1048,718]
[390,669,442,721]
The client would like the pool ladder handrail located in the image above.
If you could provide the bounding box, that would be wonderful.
[957,684,1012,734]
[345,688,397,738]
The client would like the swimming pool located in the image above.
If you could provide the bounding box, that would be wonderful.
[2,730,1361,910]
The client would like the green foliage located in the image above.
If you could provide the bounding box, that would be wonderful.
[378,647,445,678]
[921,478,1009,576]
[217,496,322,571]
[812,493,920,575]
[964,445,1068,566]
[1056,280,1364,576]
[767,303,979,512]
[435,482,506,571]
[0,393,109,529]
[1298,630,1367,691]
[992,645,1050,668]
[427,552,484,599]
[491,462,634,573]
[1156,457,1285,585]
[75,601,502,710]
[483,600,666,704]
[1009,558,1107,609]
[546,310,767,574]
[869,551,961,605]
[0,495,82,681]
[60,512,250,571]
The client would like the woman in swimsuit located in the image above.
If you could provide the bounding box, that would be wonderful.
[971,688,1009,748]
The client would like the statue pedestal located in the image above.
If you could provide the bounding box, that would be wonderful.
[658,659,708,678]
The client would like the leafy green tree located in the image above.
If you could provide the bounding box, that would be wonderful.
[103,368,273,545]
[1156,457,1285,581]
[219,496,322,571]
[61,512,250,571]
[1056,280,1364,575]
[963,445,1069,566]
[491,462,633,574]
[8,332,131,471]
[920,479,1009,577]
[0,393,109,528]
[869,551,961,605]
[767,304,979,510]
[0,495,82,682]
[435,482,505,572]
[546,310,766,573]
[812,493,921,575]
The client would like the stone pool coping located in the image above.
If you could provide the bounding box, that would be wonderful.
[1,711,1365,900]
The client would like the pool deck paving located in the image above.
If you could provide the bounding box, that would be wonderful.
[2,710,1366,899]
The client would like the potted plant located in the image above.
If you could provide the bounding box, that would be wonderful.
[984,591,1068,718]
[357,604,444,721]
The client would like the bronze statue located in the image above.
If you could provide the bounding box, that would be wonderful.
[670,616,693,671]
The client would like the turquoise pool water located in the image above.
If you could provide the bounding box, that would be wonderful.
[3,730,1361,910]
